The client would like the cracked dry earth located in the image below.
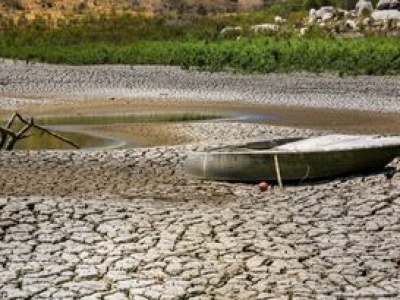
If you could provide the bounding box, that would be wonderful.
[1,124,400,299]
[2,175,400,300]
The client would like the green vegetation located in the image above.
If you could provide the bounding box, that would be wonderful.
[0,12,399,75]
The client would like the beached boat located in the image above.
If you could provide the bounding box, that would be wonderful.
[185,135,400,182]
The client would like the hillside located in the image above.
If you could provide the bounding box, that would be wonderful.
[0,0,268,18]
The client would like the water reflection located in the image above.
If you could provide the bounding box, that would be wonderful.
[230,112,282,122]
[13,127,116,150]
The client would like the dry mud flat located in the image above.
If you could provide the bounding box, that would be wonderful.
[2,123,400,299]
[2,61,400,299]
[0,60,400,113]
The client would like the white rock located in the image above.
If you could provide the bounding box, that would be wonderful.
[315,6,336,19]
[219,26,243,37]
[274,16,286,24]
[355,0,374,16]
[376,0,400,9]
[309,6,336,22]
[371,9,400,21]
[362,17,373,26]
[337,8,352,18]
[299,27,308,36]
[322,12,335,22]
[376,0,391,9]
[345,19,359,30]
[251,23,279,33]
[309,8,317,23]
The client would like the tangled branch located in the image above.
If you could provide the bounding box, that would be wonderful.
[0,112,79,150]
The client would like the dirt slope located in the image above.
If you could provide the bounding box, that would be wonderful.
[0,0,266,17]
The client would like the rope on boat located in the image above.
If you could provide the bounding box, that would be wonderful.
[203,154,208,179]
[299,153,311,184]
[274,154,283,188]
[300,165,311,184]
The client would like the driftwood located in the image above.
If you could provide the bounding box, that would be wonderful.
[0,112,79,150]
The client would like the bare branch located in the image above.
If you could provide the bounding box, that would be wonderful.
[13,112,27,124]
[31,124,80,149]
[1,112,80,150]
[1,113,22,149]
[6,112,18,128]
[16,113,79,149]
[0,125,17,138]
[5,122,32,150]
[0,129,7,149]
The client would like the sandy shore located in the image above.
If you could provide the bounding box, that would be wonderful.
[1,61,400,299]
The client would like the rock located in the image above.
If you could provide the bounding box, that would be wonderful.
[251,24,279,33]
[299,27,308,36]
[316,6,336,19]
[376,0,400,9]
[274,16,286,24]
[345,20,358,30]
[371,9,400,20]
[309,6,336,23]
[337,8,352,18]
[321,12,335,22]
[362,17,373,26]
[219,26,243,38]
[309,9,318,23]
[391,0,400,9]
[376,0,391,9]
[355,0,374,16]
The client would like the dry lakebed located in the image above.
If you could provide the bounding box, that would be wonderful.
[1,60,400,299]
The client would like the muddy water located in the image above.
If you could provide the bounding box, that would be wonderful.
[7,112,221,150]
[13,127,117,150]
[4,98,400,150]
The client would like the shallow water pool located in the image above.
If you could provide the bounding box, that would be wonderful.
[6,112,223,150]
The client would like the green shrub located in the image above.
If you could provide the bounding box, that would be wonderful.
[0,13,399,75]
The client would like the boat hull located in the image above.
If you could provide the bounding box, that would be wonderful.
[185,146,400,182]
